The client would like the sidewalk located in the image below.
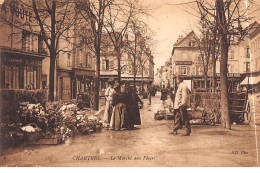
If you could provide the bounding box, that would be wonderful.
[0,94,259,167]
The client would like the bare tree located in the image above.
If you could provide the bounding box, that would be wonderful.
[194,23,214,91]
[124,19,154,90]
[75,0,113,110]
[103,0,146,85]
[195,0,248,129]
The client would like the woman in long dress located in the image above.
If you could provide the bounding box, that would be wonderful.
[109,84,127,131]
[124,83,142,130]
[103,79,115,128]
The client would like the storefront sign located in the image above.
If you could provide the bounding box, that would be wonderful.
[1,0,33,23]
[216,73,242,77]
[175,61,192,65]
[11,3,33,22]
[74,69,95,77]
[5,57,24,64]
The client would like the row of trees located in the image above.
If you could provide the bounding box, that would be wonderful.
[0,0,154,110]
[187,0,250,129]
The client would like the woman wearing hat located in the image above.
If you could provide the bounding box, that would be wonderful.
[103,78,115,128]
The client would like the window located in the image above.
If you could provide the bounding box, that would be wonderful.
[189,41,192,46]
[198,67,203,75]
[56,55,59,67]
[38,35,43,53]
[246,62,250,72]
[105,60,109,70]
[180,67,187,75]
[22,31,30,51]
[1,61,41,90]
[85,53,88,67]
[192,66,196,75]
[109,59,114,69]
[246,47,250,58]
[67,53,71,67]
[229,50,234,59]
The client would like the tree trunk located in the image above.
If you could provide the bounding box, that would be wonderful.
[142,66,144,91]
[220,37,231,129]
[212,59,217,93]
[204,74,208,90]
[133,56,136,91]
[217,0,231,129]
[117,51,121,85]
[93,50,101,110]
[48,51,56,102]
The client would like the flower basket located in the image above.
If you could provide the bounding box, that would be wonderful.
[26,131,40,141]
[24,123,41,141]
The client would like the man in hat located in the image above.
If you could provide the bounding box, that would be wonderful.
[103,78,115,128]
[172,76,191,136]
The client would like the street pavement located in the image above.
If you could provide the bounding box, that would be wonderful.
[0,93,259,167]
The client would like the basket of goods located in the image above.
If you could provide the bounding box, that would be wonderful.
[22,123,42,141]
[154,110,165,120]
[95,120,103,132]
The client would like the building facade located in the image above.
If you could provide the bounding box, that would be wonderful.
[171,30,254,92]
[99,33,154,95]
[171,31,205,91]
[0,0,48,91]
[0,0,96,102]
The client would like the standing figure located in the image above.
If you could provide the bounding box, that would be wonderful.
[172,76,191,136]
[124,83,143,130]
[103,79,115,128]
[109,83,127,131]
[160,85,168,103]
[148,84,152,105]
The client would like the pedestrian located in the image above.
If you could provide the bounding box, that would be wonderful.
[160,85,168,104]
[124,82,142,130]
[109,82,127,131]
[172,76,191,136]
[103,78,115,128]
[148,84,152,105]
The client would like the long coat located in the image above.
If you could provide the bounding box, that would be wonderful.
[125,89,142,126]
[160,88,168,101]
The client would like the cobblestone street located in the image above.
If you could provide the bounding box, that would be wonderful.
[0,94,259,167]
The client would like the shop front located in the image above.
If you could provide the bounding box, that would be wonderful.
[57,69,72,101]
[72,68,95,100]
[0,47,46,90]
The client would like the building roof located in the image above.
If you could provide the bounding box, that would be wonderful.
[248,21,260,39]
[174,31,197,47]
[171,30,198,56]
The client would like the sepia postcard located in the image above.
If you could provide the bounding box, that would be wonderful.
[0,0,259,167]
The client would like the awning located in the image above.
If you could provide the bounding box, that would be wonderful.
[240,76,260,85]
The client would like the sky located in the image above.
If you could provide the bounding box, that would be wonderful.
[141,0,199,70]
[1,0,259,71]
[142,0,260,71]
